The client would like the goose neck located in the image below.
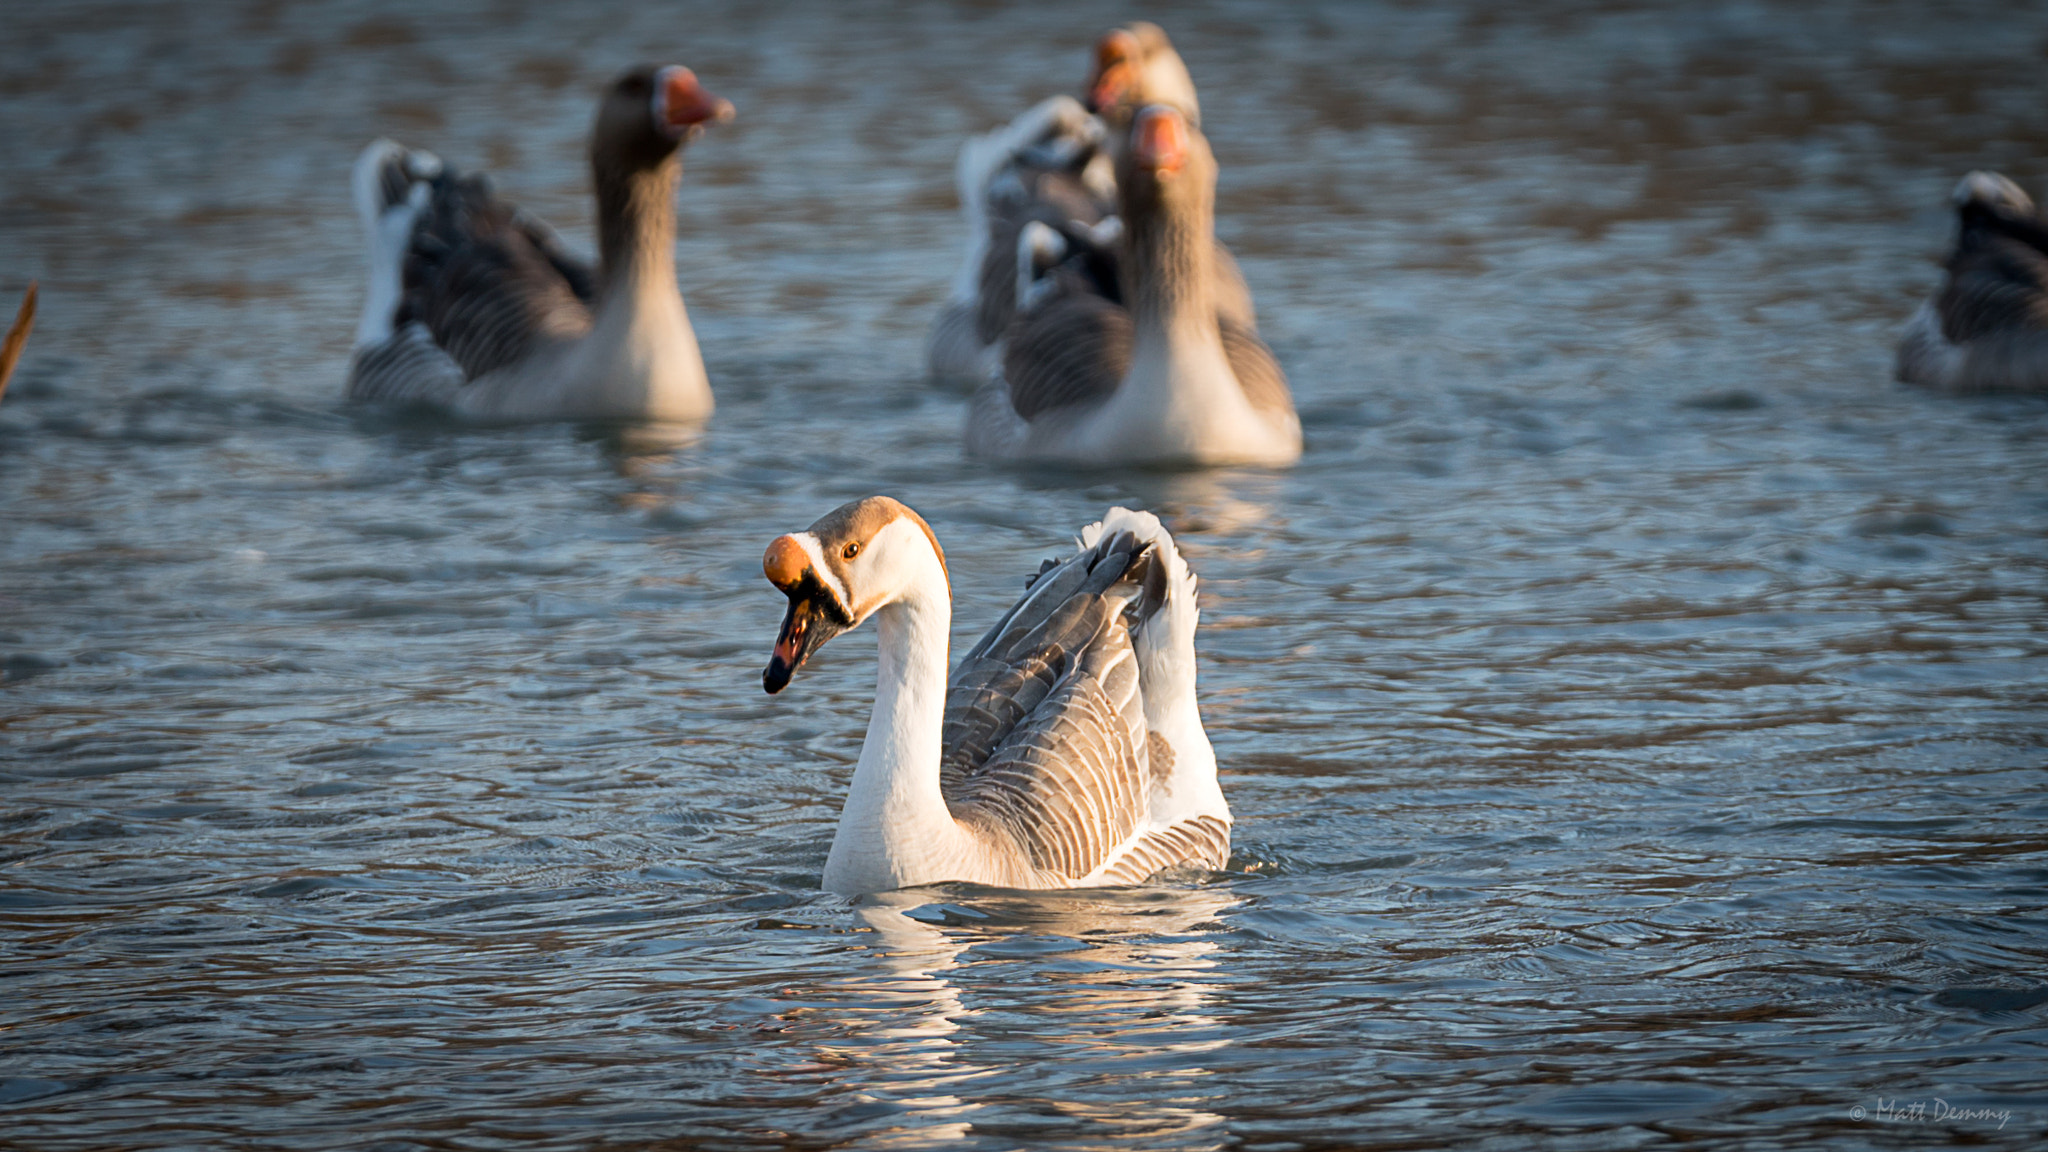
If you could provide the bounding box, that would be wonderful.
[825,568,961,893]
[1124,185,1216,337]
[595,154,680,295]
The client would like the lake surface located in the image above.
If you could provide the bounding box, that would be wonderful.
[2,1,2045,1148]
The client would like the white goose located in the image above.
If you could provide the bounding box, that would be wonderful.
[1896,171,2048,394]
[926,22,1255,387]
[348,65,732,422]
[968,105,1300,467]
[760,496,1231,896]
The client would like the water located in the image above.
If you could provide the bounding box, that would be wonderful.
[2,1,2045,1147]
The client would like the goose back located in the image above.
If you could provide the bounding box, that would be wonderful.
[404,172,596,382]
[1898,172,2048,393]
[939,528,1226,882]
[1001,287,1132,420]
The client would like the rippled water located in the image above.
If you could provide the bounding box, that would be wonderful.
[3,1,2046,1148]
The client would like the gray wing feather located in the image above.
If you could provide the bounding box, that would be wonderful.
[1938,234,2048,344]
[1001,290,1132,421]
[403,172,593,383]
[1096,814,1232,884]
[1211,241,1257,331]
[976,166,1116,345]
[947,598,1149,879]
[1219,314,1295,419]
[942,531,1193,882]
[348,322,465,407]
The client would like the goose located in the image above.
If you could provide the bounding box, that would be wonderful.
[759,496,1231,896]
[926,95,1113,387]
[1896,170,2048,394]
[926,22,1252,386]
[0,281,34,402]
[967,106,1300,467]
[1083,21,1200,131]
[348,65,732,422]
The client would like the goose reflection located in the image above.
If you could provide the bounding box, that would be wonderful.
[767,883,1241,1146]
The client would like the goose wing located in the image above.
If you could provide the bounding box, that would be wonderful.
[976,169,1117,346]
[1219,314,1295,419]
[1001,289,1133,421]
[939,530,1165,881]
[1939,232,2048,345]
[1211,241,1257,331]
[403,172,595,382]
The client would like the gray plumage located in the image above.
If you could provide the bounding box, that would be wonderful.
[1898,171,2048,394]
[348,149,594,406]
[937,529,1221,881]
[1001,290,1291,425]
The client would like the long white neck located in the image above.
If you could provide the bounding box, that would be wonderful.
[822,564,967,895]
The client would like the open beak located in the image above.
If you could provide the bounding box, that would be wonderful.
[658,66,735,140]
[762,534,853,695]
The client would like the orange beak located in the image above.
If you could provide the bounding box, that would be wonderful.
[1087,30,1139,113]
[660,66,734,138]
[1133,106,1188,176]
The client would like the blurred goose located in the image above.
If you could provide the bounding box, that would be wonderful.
[1083,21,1200,130]
[969,106,1299,467]
[348,65,732,422]
[1897,171,2048,394]
[926,96,1113,386]
[927,22,1251,386]
[0,281,34,402]
[761,496,1230,895]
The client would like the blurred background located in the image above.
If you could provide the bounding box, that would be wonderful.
[1,2,2044,1149]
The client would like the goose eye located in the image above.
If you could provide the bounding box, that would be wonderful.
[843,542,861,560]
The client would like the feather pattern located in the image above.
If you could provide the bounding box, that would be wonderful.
[1898,171,2048,394]
[1001,290,1133,420]
[401,172,594,383]
[938,527,1218,884]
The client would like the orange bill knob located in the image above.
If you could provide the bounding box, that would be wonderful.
[764,534,808,592]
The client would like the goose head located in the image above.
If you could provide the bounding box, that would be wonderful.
[593,63,734,171]
[1953,170,2034,219]
[1085,22,1200,129]
[762,497,949,694]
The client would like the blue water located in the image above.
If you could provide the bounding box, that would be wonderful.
[2,1,2045,1148]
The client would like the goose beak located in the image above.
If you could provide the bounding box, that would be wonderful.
[657,66,734,141]
[1086,30,1139,113]
[1133,106,1188,177]
[762,534,852,695]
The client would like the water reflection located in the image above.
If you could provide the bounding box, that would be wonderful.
[740,886,1239,1147]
